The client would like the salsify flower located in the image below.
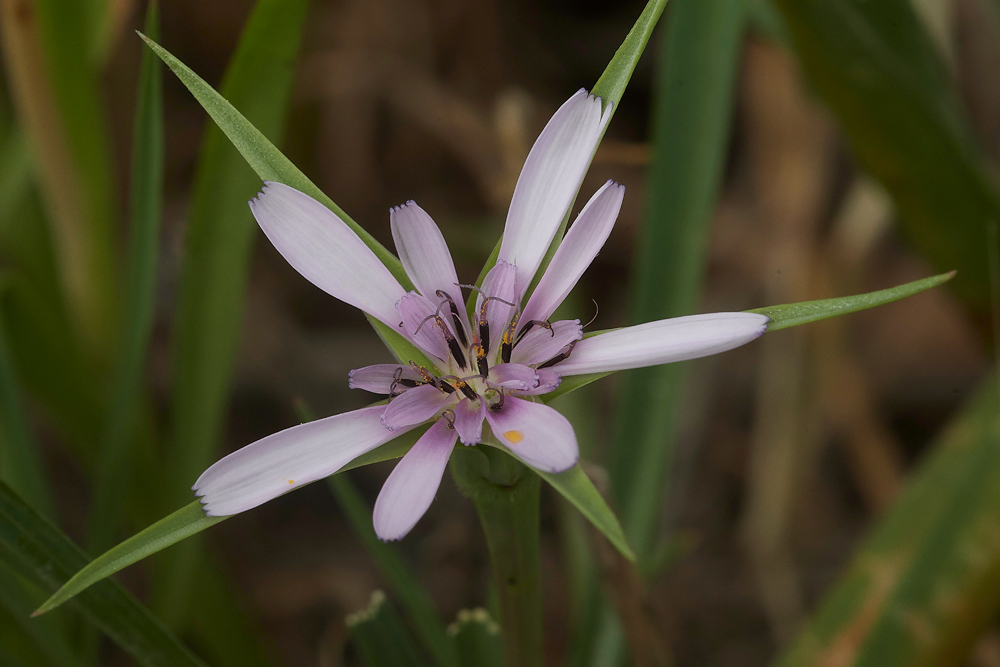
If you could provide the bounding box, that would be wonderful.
[193,89,768,541]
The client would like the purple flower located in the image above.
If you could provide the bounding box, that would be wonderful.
[192,89,768,541]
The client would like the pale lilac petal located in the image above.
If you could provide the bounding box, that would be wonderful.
[453,397,486,445]
[381,383,455,430]
[485,397,578,473]
[250,182,405,327]
[510,319,582,366]
[520,181,624,323]
[552,313,769,376]
[396,292,450,362]
[488,363,538,391]
[476,260,518,352]
[373,419,457,541]
[194,406,406,516]
[513,369,561,396]
[390,201,464,310]
[498,90,612,295]
[348,364,422,394]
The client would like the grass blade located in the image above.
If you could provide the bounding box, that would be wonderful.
[34,427,423,615]
[609,0,747,565]
[772,0,1000,309]
[751,271,955,331]
[1,0,119,351]
[534,463,635,562]
[0,310,52,517]
[775,379,1000,667]
[0,479,204,666]
[87,1,163,551]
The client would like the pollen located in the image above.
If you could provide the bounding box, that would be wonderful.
[503,430,524,444]
[288,480,295,485]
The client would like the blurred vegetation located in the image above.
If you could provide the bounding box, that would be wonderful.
[0,0,997,665]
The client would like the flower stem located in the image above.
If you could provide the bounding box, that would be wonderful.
[451,446,543,667]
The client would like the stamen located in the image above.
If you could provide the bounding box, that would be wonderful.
[408,362,439,387]
[441,374,480,402]
[435,290,469,347]
[441,409,456,429]
[489,389,506,412]
[513,319,554,347]
[538,339,578,369]
[388,367,404,397]
[472,342,489,377]
[500,312,520,364]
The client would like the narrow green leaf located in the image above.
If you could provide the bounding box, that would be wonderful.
[775,379,1000,667]
[151,5,309,649]
[32,0,118,350]
[137,32,411,289]
[771,0,998,309]
[534,462,635,562]
[347,591,426,667]
[327,473,459,667]
[591,0,669,114]
[0,565,82,666]
[0,479,204,665]
[0,313,52,517]
[447,608,504,667]
[751,271,955,331]
[37,502,223,616]
[88,1,163,551]
[35,422,422,614]
[609,0,747,565]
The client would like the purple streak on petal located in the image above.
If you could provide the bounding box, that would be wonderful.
[512,368,561,396]
[249,182,405,327]
[477,260,518,352]
[373,418,457,541]
[487,363,538,391]
[553,312,770,376]
[520,181,624,324]
[498,90,611,295]
[390,201,465,313]
[397,291,450,362]
[381,383,455,430]
[348,364,422,394]
[485,397,578,473]
[453,397,486,445]
[510,319,582,366]
[194,406,408,516]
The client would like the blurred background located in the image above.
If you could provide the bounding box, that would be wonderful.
[0,0,997,665]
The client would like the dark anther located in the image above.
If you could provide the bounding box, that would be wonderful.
[538,339,578,369]
[438,381,456,394]
[472,343,489,377]
[513,319,554,347]
[435,290,469,347]
[434,320,467,370]
[409,361,438,386]
[457,380,479,402]
[500,313,520,364]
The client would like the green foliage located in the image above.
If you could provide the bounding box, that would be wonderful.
[88,1,163,551]
[775,381,1000,667]
[771,0,999,309]
[448,609,504,667]
[0,479,204,666]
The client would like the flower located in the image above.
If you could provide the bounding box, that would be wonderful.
[192,89,769,540]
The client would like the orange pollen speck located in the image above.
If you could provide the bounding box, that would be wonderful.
[288,480,295,485]
[503,430,524,444]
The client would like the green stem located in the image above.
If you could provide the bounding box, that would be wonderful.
[451,446,543,667]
